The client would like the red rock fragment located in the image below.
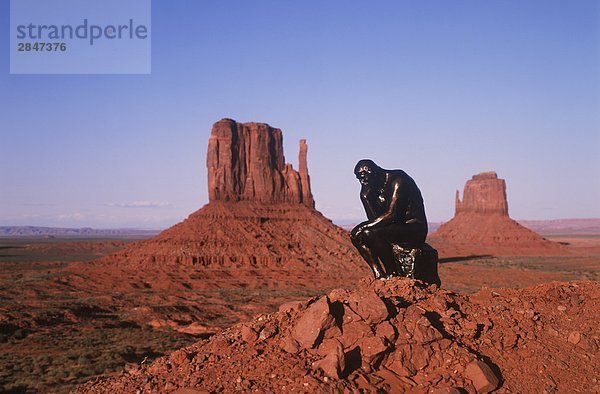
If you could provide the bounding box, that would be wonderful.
[258,323,278,341]
[172,389,209,394]
[170,350,192,367]
[347,290,388,325]
[328,288,352,303]
[314,339,345,378]
[413,319,443,344]
[322,323,342,340]
[340,304,364,326]
[279,335,299,354]
[240,325,258,343]
[278,300,305,314]
[359,336,389,366]
[410,345,433,370]
[431,387,462,394]
[374,368,413,391]
[568,331,581,344]
[292,296,334,349]
[375,321,396,343]
[465,360,499,393]
[338,321,371,349]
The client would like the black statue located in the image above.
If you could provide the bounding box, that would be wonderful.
[350,159,440,285]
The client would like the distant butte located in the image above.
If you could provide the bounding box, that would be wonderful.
[430,172,566,256]
[97,118,366,288]
[455,172,508,216]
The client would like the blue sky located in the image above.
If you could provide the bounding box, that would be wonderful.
[1,0,599,228]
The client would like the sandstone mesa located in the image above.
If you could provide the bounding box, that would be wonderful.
[431,172,566,256]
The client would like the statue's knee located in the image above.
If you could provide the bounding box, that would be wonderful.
[350,229,361,243]
[361,228,374,240]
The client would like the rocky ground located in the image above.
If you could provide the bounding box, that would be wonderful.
[76,277,599,394]
[1,235,598,393]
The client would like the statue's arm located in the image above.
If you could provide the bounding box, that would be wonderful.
[352,187,377,238]
[360,190,377,220]
[362,178,402,229]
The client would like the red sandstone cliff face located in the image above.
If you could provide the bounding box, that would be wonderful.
[207,119,314,207]
[431,172,565,256]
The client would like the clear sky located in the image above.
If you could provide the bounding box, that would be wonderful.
[1,0,599,228]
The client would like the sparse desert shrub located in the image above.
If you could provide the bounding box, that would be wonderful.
[45,368,60,377]
[76,368,93,378]
[33,363,47,374]
[13,329,27,340]
[66,351,79,360]
[77,355,92,365]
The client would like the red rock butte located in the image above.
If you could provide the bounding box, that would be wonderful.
[431,172,565,256]
[98,119,366,288]
[207,119,314,207]
[455,172,508,216]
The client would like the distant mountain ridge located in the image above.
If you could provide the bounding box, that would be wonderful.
[3,218,599,238]
[517,218,600,235]
[0,226,160,237]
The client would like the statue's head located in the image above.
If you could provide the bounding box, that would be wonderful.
[354,159,382,186]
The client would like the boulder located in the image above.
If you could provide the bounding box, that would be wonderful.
[291,297,334,349]
[347,290,389,325]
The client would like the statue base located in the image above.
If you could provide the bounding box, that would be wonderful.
[391,243,441,286]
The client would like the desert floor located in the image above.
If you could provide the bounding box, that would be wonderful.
[0,234,598,393]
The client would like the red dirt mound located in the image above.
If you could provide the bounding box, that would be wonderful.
[431,172,566,256]
[76,278,599,393]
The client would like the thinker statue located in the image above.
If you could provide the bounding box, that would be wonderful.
[350,159,440,285]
